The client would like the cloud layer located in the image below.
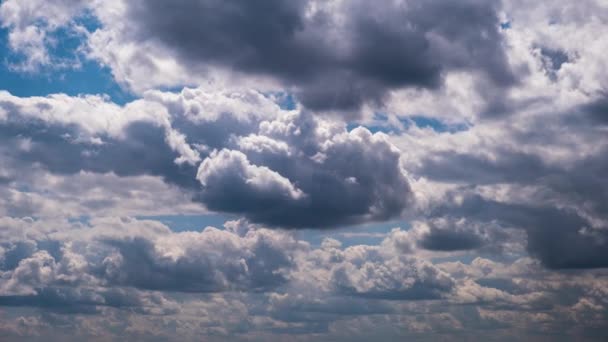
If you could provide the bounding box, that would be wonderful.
[1,0,608,340]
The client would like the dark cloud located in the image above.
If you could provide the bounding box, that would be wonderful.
[2,0,608,339]
[419,227,484,251]
[413,118,608,266]
[0,241,38,271]
[0,219,299,314]
[580,95,608,125]
[0,287,172,315]
[433,194,608,269]
[418,137,608,216]
[125,0,515,112]
[0,91,414,228]
[195,116,413,228]
[417,149,550,185]
[0,118,199,190]
[98,229,295,292]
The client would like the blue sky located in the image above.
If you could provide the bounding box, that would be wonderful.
[0,23,135,104]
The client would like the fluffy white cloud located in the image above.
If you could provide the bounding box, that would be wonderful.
[197,149,305,203]
[0,216,605,340]
[0,0,87,71]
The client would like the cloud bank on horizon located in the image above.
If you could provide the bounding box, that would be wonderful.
[0,0,607,341]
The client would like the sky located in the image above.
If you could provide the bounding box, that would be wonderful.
[0,0,607,341]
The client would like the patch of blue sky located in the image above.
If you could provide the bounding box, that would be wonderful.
[400,115,470,133]
[74,10,103,33]
[0,15,135,105]
[295,219,411,248]
[67,215,91,226]
[138,214,235,232]
[347,112,469,135]
[140,213,410,247]
[430,254,479,265]
[430,251,524,265]
[346,122,400,134]
[263,91,298,110]
[347,112,402,134]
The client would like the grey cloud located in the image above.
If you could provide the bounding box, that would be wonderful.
[417,149,550,185]
[0,217,607,340]
[0,287,177,315]
[419,226,484,252]
[412,112,608,268]
[0,218,300,317]
[194,113,413,228]
[580,95,608,125]
[408,218,515,254]
[124,0,515,112]
[97,228,298,292]
[0,218,447,311]
[3,0,608,339]
[433,194,608,269]
[332,260,454,300]
[0,120,199,190]
[196,149,305,219]
[0,91,413,228]
[303,234,457,300]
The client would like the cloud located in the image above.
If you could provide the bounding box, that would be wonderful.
[430,193,608,269]
[196,149,306,212]
[580,95,608,125]
[97,225,303,293]
[0,88,414,228]
[1,0,608,340]
[122,0,515,111]
[416,219,486,252]
[0,0,87,71]
[390,85,608,270]
[0,216,607,340]
[0,217,455,310]
[0,0,514,113]
[0,217,302,314]
[331,252,454,300]
[192,113,413,227]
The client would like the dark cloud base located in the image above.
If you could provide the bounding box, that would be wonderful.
[127,0,515,112]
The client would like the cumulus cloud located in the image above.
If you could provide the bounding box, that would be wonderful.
[0,218,300,311]
[1,0,518,113]
[0,87,414,228]
[397,106,608,269]
[196,149,306,211]
[124,0,516,111]
[0,216,606,340]
[0,217,457,312]
[1,0,608,340]
[192,113,413,227]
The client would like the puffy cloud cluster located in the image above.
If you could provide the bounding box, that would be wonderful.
[1,0,608,340]
[377,0,608,272]
[1,0,517,113]
[194,122,412,228]
[120,0,515,111]
[0,217,298,308]
[0,217,606,341]
[0,87,413,227]
[0,217,459,302]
